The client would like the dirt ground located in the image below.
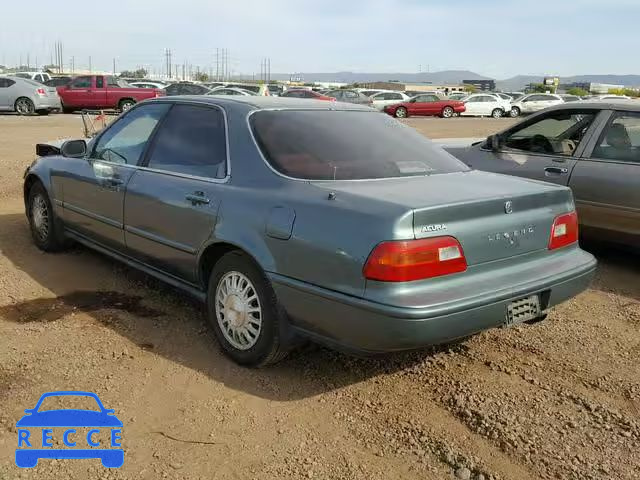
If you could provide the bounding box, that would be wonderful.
[0,113,638,480]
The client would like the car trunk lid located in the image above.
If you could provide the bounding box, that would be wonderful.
[312,170,574,266]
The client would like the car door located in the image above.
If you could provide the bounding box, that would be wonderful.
[0,78,17,110]
[462,95,481,116]
[569,111,640,242]
[62,103,170,253]
[475,109,603,185]
[124,103,227,283]
[63,76,93,107]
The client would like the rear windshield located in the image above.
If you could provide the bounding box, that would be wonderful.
[250,110,469,180]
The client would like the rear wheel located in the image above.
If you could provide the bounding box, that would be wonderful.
[207,251,290,367]
[394,107,408,118]
[491,108,504,118]
[15,97,35,115]
[27,182,68,252]
[510,106,521,118]
[118,98,135,112]
[442,106,455,118]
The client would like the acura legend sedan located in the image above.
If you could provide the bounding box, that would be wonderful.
[24,96,596,366]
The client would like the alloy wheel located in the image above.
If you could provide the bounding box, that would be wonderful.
[31,194,49,242]
[215,271,262,350]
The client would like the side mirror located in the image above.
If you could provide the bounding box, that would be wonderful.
[61,139,87,158]
[487,134,503,151]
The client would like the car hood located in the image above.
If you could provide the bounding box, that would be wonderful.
[310,170,564,210]
[16,410,123,427]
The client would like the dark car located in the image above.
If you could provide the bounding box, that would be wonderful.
[446,102,640,247]
[164,83,211,96]
[324,89,372,105]
[44,76,72,88]
[384,93,466,118]
[24,97,595,366]
[281,89,335,101]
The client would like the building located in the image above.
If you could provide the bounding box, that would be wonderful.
[559,81,624,94]
[463,79,496,91]
[360,81,465,93]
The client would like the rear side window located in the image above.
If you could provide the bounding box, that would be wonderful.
[96,76,104,88]
[251,110,468,180]
[0,78,16,88]
[146,105,227,178]
[592,112,640,163]
[71,76,92,88]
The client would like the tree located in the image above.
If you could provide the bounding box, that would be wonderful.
[463,84,477,93]
[119,68,147,79]
[567,87,589,97]
[528,83,548,93]
[193,71,209,82]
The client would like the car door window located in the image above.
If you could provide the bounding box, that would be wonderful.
[592,113,640,163]
[386,93,402,101]
[145,105,227,179]
[96,76,104,88]
[71,76,92,88]
[344,91,358,99]
[502,111,596,156]
[415,95,438,102]
[90,103,170,165]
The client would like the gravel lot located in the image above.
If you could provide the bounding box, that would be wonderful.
[0,113,638,480]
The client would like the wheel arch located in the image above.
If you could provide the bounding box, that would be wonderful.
[197,239,275,290]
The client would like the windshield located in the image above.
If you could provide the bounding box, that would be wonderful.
[250,110,468,180]
[37,395,102,412]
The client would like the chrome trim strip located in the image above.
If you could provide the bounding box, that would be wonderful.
[125,225,197,255]
[64,203,123,229]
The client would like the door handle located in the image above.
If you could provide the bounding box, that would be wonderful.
[185,192,210,205]
[544,166,568,175]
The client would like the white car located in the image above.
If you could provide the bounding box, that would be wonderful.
[509,93,564,116]
[129,81,167,89]
[369,91,410,111]
[460,93,512,118]
[588,95,632,102]
[207,87,255,96]
[12,72,52,84]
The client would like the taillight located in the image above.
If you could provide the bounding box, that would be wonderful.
[548,211,578,250]
[363,236,467,282]
[36,88,46,96]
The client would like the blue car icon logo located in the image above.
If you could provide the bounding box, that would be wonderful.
[15,391,123,468]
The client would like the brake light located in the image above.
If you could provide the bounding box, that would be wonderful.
[548,211,578,250]
[363,236,467,282]
[36,88,46,96]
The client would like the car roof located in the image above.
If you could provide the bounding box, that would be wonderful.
[145,95,373,111]
[536,101,640,113]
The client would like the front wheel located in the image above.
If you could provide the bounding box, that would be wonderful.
[394,107,408,118]
[491,108,504,119]
[510,106,521,118]
[207,251,290,367]
[15,97,35,115]
[27,182,68,252]
[442,106,455,118]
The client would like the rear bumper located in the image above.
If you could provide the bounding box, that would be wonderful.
[34,96,62,110]
[270,249,596,353]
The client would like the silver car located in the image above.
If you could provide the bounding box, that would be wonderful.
[0,76,61,115]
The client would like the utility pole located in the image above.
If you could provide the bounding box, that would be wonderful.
[71,56,75,74]
[113,58,116,75]
[27,53,30,70]
[268,58,271,83]
[89,56,92,73]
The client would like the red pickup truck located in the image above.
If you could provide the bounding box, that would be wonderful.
[57,75,165,113]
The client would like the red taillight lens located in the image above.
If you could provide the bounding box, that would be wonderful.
[364,236,467,282]
[36,88,46,96]
[548,211,578,250]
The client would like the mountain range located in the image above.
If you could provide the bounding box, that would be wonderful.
[268,71,640,90]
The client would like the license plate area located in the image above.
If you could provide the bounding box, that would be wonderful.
[505,294,541,326]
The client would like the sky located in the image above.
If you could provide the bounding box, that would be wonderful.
[1,0,640,79]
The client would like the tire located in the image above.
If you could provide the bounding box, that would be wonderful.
[510,106,520,118]
[118,98,135,112]
[27,182,68,252]
[15,97,35,115]
[394,107,408,118]
[61,103,73,114]
[491,108,504,119]
[207,251,290,367]
[442,106,455,118]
